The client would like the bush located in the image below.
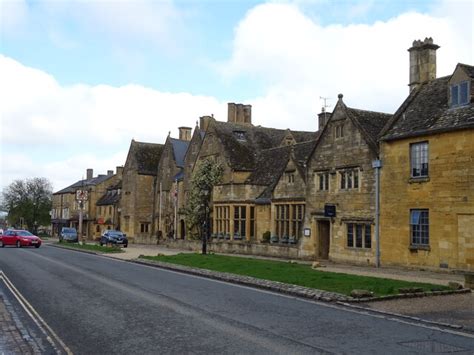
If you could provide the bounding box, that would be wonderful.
[262,231,270,243]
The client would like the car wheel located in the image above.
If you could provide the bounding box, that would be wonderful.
[59,237,63,243]
[0,240,4,248]
[35,245,40,248]
[124,244,128,248]
[16,240,21,248]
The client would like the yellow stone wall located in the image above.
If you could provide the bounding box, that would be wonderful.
[380,129,474,271]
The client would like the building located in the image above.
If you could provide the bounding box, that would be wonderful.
[95,168,123,237]
[379,38,474,271]
[119,140,164,243]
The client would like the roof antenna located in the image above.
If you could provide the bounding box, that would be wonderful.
[320,96,331,124]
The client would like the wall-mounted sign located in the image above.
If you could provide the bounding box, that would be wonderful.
[76,190,88,201]
[324,204,336,217]
[303,228,311,237]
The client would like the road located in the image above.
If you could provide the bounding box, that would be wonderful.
[0,245,473,354]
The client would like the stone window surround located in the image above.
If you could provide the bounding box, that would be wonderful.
[213,204,255,240]
[450,80,470,107]
[274,203,304,239]
[410,141,429,179]
[338,168,360,190]
[410,209,429,247]
[346,222,372,249]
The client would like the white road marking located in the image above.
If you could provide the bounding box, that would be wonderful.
[0,270,74,355]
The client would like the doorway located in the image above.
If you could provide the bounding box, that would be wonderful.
[318,220,330,259]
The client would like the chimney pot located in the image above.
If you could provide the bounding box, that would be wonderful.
[178,126,192,141]
[107,170,113,176]
[408,38,440,92]
[86,168,93,180]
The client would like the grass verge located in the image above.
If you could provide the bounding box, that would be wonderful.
[56,242,124,253]
[140,253,448,296]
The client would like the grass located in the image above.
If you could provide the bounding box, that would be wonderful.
[56,242,124,253]
[140,253,448,296]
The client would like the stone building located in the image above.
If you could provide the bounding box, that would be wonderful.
[119,140,163,243]
[95,168,123,237]
[154,128,191,239]
[51,168,118,239]
[379,39,474,271]
[305,95,392,264]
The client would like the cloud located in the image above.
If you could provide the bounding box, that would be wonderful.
[0,55,226,190]
[0,0,28,35]
[220,2,472,129]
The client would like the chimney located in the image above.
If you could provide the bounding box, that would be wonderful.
[107,170,114,176]
[116,166,124,177]
[199,115,213,131]
[318,108,331,131]
[86,168,93,180]
[228,102,252,125]
[178,126,192,141]
[408,37,440,92]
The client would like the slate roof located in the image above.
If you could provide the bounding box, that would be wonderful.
[54,174,114,194]
[346,107,392,143]
[247,139,319,200]
[96,189,121,206]
[132,141,164,175]
[212,121,316,171]
[170,138,189,168]
[381,68,474,141]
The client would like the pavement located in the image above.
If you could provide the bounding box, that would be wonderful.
[2,238,473,352]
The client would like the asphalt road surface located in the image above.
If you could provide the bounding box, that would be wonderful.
[0,245,473,354]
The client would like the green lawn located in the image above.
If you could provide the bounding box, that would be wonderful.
[141,253,448,296]
[56,242,124,253]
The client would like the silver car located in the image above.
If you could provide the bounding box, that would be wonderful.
[60,227,78,242]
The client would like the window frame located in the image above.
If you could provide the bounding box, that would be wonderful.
[410,209,429,247]
[346,223,372,249]
[451,81,470,107]
[410,141,429,178]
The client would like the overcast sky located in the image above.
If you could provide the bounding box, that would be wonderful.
[0,0,472,192]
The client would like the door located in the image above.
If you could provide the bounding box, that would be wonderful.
[318,220,330,259]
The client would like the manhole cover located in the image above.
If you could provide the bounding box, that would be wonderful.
[400,340,468,353]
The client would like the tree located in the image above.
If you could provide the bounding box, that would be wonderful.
[1,178,53,233]
[183,159,223,254]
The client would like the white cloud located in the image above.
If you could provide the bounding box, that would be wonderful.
[0,0,28,35]
[0,55,226,190]
[222,2,473,129]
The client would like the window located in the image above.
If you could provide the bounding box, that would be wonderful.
[215,206,230,234]
[335,124,344,138]
[233,131,246,141]
[250,206,255,238]
[287,172,295,184]
[451,81,469,107]
[340,169,360,189]
[410,142,429,178]
[234,206,246,237]
[140,223,149,233]
[410,209,429,246]
[347,223,371,249]
[275,204,304,238]
[318,172,329,191]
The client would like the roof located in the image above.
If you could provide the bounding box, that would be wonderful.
[54,174,114,195]
[96,189,121,206]
[212,120,316,171]
[247,139,319,199]
[346,107,392,143]
[382,70,474,141]
[458,63,474,78]
[170,138,189,168]
[132,141,164,175]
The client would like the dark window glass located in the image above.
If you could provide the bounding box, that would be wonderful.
[347,224,354,247]
[341,172,346,189]
[410,209,429,246]
[355,224,363,248]
[410,142,429,178]
[364,224,371,248]
[354,170,359,188]
[460,82,469,105]
[451,85,459,106]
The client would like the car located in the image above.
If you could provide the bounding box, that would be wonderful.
[100,230,128,248]
[59,227,78,243]
[0,229,42,248]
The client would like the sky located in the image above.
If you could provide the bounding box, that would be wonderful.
[0,0,472,193]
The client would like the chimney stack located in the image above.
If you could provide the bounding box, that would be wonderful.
[116,166,124,177]
[199,115,213,131]
[228,103,252,125]
[86,168,93,180]
[318,108,331,131]
[178,126,192,141]
[107,170,114,176]
[408,37,439,92]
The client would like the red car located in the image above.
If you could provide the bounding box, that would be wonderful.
[0,230,42,248]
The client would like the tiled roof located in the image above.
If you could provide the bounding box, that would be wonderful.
[54,174,114,194]
[170,138,189,168]
[96,189,121,206]
[212,121,316,171]
[458,63,474,78]
[346,107,392,143]
[132,141,164,175]
[381,71,474,141]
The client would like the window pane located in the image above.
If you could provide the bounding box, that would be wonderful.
[460,82,468,104]
[356,224,363,248]
[347,224,353,247]
[325,173,329,190]
[364,224,371,248]
[354,170,359,188]
[341,172,346,189]
[451,85,459,106]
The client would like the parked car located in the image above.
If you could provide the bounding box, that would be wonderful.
[59,227,78,243]
[100,230,128,248]
[0,229,42,248]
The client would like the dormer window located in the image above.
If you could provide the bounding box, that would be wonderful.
[451,81,469,107]
[233,131,246,141]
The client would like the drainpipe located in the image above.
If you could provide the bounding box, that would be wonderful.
[372,159,382,268]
